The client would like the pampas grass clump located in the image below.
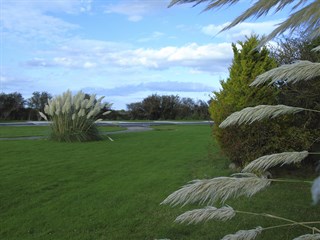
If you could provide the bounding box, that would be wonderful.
[40,90,111,142]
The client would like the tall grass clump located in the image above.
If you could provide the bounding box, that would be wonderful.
[40,90,111,142]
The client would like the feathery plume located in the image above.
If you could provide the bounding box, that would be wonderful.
[78,109,86,117]
[250,61,320,86]
[161,176,270,206]
[219,105,304,128]
[175,206,236,224]
[242,151,309,173]
[87,94,96,109]
[312,45,320,52]
[293,234,320,240]
[39,112,48,121]
[221,226,263,240]
[81,99,89,109]
[312,176,320,205]
[103,110,111,115]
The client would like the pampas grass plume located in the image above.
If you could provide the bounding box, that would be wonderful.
[175,206,236,224]
[161,175,270,206]
[292,233,320,240]
[219,105,304,128]
[250,61,320,86]
[221,227,263,240]
[242,151,309,173]
[39,112,48,121]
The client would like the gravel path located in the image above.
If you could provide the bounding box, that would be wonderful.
[0,126,152,141]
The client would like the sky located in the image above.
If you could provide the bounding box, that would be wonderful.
[1,0,290,110]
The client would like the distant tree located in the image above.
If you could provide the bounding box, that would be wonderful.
[27,91,52,120]
[160,95,180,120]
[142,94,162,120]
[127,102,145,120]
[0,92,25,120]
[194,100,210,120]
[126,94,209,120]
[178,97,195,119]
[271,34,320,65]
[27,91,52,111]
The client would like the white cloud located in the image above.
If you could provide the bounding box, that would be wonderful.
[104,0,168,22]
[24,42,233,73]
[110,42,233,73]
[201,20,283,41]
[1,0,91,43]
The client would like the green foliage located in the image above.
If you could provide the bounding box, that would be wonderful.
[0,92,25,120]
[127,94,210,120]
[42,90,111,142]
[274,36,320,163]
[209,36,279,166]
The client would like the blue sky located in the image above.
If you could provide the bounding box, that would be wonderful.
[1,0,289,109]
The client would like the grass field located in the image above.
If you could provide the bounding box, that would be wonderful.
[0,125,319,240]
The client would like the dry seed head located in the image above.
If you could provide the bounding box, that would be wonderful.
[293,234,320,240]
[161,176,270,206]
[221,226,263,240]
[175,206,236,224]
[87,94,96,109]
[103,111,111,115]
[219,105,304,128]
[74,92,85,111]
[39,112,48,121]
[81,99,89,109]
[78,109,85,117]
[250,61,320,86]
[44,105,49,115]
[62,101,71,114]
[242,151,309,173]
[97,96,105,103]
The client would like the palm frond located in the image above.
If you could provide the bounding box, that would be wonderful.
[258,1,320,46]
[242,151,309,173]
[312,176,320,205]
[250,61,320,86]
[175,206,236,224]
[221,226,263,240]
[292,233,320,240]
[169,1,319,44]
[219,105,305,128]
[161,175,270,206]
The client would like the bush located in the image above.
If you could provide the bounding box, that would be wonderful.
[41,90,111,142]
[209,36,278,166]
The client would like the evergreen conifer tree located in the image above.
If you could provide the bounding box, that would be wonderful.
[210,36,278,165]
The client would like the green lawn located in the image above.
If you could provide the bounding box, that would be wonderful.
[0,125,319,240]
[0,126,125,138]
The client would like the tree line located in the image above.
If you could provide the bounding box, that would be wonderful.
[0,92,210,121]
[126,94,210,120]
[0,91,52,121]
